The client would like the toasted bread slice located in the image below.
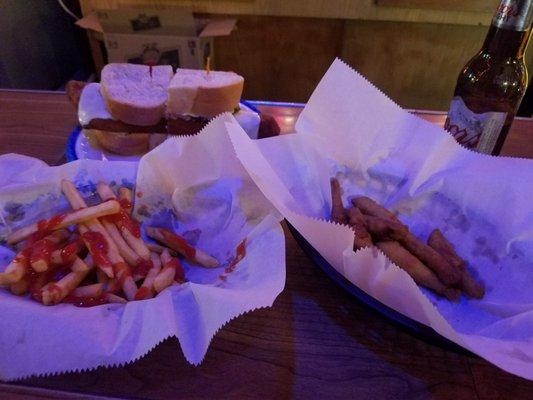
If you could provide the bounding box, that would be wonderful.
[167,69,244,118]
[101,63,173,126]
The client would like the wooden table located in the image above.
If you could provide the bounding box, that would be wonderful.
[0,90,532,399]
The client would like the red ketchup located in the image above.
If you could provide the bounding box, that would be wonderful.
[36,213,66,233]
[134,286,151,301]
[60,239,82,264]
[161,229,196,259]
[119,198,132,211]
[81,231,112,270]
[30,238,55,266]
[63,294,107,307]
[135,258,153,277]
[225,239,247,274]
[104,210,141,238]
[167,258,186,283]
[113,261,131,286]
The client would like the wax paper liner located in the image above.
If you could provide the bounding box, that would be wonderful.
[0,114,285,381]
[225,59,533,380]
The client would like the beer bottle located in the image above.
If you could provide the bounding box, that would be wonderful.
[445,0,533,155]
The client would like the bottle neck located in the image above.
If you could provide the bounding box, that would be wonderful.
[481,24,532,58]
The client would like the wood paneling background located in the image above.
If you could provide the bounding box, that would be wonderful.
[377,0,498,13]
[341,21,488,110]
[79,1,533,110]
[80,0,495,26]
[214,16,345,103]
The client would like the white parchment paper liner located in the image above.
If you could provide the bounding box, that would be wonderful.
[226,59,533,380]
[0,114,285,381]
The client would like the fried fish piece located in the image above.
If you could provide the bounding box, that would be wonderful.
[428,229,485,299]
[377,240,460,301]
[346,206,373,249]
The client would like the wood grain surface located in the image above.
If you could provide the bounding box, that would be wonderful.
[0,90,532,399]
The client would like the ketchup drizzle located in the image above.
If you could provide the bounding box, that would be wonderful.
[225,239,247,274]
[82,231,112,270]
[161,229,196,259]
[36,213,66,233]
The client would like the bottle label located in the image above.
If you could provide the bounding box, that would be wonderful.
[445,97,507,154]
[492,0,533,31]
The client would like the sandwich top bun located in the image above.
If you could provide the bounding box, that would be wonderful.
[101,63,173,126]
[167,69,244,118]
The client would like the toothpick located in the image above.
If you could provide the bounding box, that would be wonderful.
[205,56,211,76]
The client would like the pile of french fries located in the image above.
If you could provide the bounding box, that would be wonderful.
[0,180,219,307]
[331,178,484,301]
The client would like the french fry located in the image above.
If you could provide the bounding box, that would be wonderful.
[77,225,114,278]
[96,268,109,284]
[41,256,94,305]
[135,253,162,300]
[399,231,462,285]
[146,227,219,268]
[61,181,113,274]
[352,196,404,226]
[330,178,347,224]
[29,272,49,302]
[96,182,150,261]
[0,248,30,285]
[104,278,121,294]
[7,200,121,244]
[50,237,85,266]
[377,241,460,301]
[346,207,373,249]
[30,229,70,272]
[118,187,133,216]
[100,219,139,266]
[113,261,137,300]
[428,229,485,299]
[10,277,29,295]
[153,250,184,293]
[106,293,127,304]
[62,180,137,299]
[146,242,179,257]
[71,283,104,298]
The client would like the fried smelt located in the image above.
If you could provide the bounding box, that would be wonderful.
[362,215,408,241]
[346,206,373,249]
[352,196,403,225]
[399,231,462,286]
[428,229,485,299]
[330,178,347,224]
[377,241,460,301]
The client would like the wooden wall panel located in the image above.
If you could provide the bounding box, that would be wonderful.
[342,20,533,110]
[77,4,533,110]
[377,0,498,13]
[341,20,484,110]
[214,15,345,102]
[80,0,494,26]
